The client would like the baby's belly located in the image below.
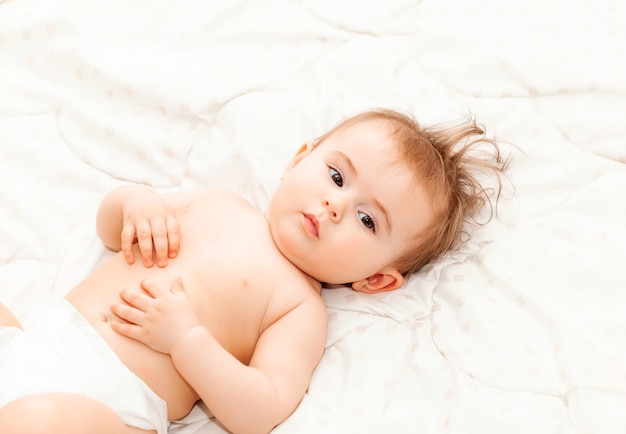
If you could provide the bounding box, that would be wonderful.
[64,256,199,420]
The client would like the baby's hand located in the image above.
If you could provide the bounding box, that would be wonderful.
[110,277,201,354]
[121,189,180,267]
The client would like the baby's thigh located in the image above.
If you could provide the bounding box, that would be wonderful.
[0,303,21,329]
[0,392,156,434]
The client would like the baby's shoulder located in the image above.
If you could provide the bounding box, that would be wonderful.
[261,277,327,349]
[267,270,326,321]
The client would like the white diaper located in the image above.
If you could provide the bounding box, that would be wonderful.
[0,297,169,434]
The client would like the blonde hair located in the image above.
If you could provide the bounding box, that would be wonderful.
[314,108,509,276]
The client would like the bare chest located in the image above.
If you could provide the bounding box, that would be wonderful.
[70,195,313,362]
[152,200,310,362]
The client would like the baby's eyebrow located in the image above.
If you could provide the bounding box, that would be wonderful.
[334,150,357,176]
[373,197,392,233]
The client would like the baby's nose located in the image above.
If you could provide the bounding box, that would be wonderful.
[323,197,343,221]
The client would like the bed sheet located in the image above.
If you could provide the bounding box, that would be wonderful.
[1,0,625,433]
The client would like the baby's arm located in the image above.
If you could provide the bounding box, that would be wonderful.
[96,186,209,267]
[111,278,327,434]
[182,302,327,434]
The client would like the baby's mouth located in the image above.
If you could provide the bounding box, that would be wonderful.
[302,213,319,238]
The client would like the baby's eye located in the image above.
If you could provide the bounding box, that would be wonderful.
[329,167,343,187]
[358,211,376,232]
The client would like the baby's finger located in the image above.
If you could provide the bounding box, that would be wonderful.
[166,215,180,259]
[150,218,169,267]
[170,276,185,293]
[110,302,143,325]
[140,279,168,298]
[119,287,152,311]
[135,221,155,267]
[121,224,137,265]
[110,317,143,341]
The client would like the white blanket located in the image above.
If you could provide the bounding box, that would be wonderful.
[1,0,625,433]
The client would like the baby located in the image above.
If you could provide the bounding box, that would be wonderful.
[0,109,506,434]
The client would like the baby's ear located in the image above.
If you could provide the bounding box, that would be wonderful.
[351,268,403,294]
[285,142,314,172]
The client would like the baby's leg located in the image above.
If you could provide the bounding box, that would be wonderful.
[0,393,156,434]
[0,303,21,329]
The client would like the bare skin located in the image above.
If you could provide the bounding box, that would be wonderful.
[0,191,328,434]
[0,118,435,434]
[70,190,329,431]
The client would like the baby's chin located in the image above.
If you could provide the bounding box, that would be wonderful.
[303,261,370,289]
[270,234,356,286]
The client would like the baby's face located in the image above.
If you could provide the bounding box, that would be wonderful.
[267,119,435,286]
